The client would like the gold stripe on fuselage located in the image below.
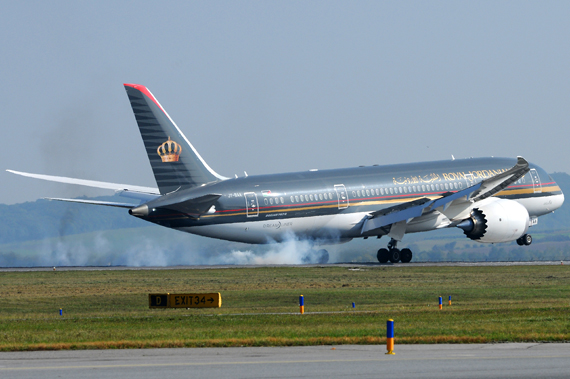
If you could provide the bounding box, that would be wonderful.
[199,185,561,220]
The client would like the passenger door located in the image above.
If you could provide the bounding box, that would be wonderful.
[529,169,542,194]
[244,192,259,217]
[334,184,349,209]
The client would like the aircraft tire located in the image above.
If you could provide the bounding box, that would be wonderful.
[377,248,390,263]
[400,248,412,263]
[389,248,401,263]
[523,234,532,246]
[516,237,524,246]
[317,249,329,264]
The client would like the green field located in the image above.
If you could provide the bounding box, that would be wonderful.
[0,265,569,351]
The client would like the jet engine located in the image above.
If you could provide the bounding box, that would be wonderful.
[457,198,529,243]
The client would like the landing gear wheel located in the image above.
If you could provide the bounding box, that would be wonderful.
[523,234,532,246]
[316,249,329,264]
[377,248,389,263]
[389,248,401,263]
[516,237,524,246]
[400,248,413,263]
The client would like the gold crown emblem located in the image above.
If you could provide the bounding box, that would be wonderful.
[157,136,182,162]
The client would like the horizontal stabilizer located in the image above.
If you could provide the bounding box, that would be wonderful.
[130,193,222,218]
[7,170,160,195]
[162,194,222,217]
[45,198,138,208]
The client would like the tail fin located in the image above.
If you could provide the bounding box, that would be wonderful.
[124,84,226,194]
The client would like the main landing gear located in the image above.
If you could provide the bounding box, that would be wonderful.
[516,234,532,246]
[377,239,412,264]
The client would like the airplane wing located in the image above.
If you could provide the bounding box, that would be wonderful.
[361,156,530,235]
[45,198,138,208]
[6,170,160,201]
[469,156,530,201]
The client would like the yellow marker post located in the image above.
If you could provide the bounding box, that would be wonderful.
[299,295,304,314]
[448,295,452,306]
[386,319,395,355]
[439,296,442,310]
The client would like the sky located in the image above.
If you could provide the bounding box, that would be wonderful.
[1,1,569,205]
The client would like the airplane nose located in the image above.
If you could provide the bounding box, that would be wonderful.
[551,192,564,211]
[129,204,149,217]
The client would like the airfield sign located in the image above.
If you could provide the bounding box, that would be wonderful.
[149,293,222,309]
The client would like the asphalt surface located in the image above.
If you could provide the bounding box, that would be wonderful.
[1,343,569,379]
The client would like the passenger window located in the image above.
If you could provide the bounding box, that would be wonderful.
[431,184,435,191]
[454,182,458,189]
[422,185,426,191]
[366,189,370,196]
[270,198,274,205]
[459,182,463,189]
[357,190,361,197]
[380,188,384,195]
[390,188,394,194]
[352,191,356,197]
[280,197,284,204]
[264,199,268,205]
[319,194,323,200]
[329,192,333,199]
[445,183,449,190]
[290,196,294,203]
[300,195,304,201]
[397,187,401,194]
[295,195,299,202]
[375,189,379,195]
[403,187,407,193]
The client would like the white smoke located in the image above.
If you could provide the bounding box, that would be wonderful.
[5,230,336,267]
[221,237,314,265]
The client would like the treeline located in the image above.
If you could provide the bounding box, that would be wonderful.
[0,197,145,244]
[412,242,570,262]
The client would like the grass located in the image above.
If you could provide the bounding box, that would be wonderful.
[0,265,569,350]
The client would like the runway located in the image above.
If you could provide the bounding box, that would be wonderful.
[0,260,567,272]
[1,343,569,379]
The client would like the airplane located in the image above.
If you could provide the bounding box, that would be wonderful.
[7,84,565,264]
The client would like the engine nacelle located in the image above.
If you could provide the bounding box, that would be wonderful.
[457,198,530,243]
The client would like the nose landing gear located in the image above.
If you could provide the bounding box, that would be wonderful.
[377,239,413,263]
[516,234,532,246]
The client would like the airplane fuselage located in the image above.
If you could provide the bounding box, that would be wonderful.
[137,157,563,244]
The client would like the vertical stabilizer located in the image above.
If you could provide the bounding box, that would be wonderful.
[124,84,226,194]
